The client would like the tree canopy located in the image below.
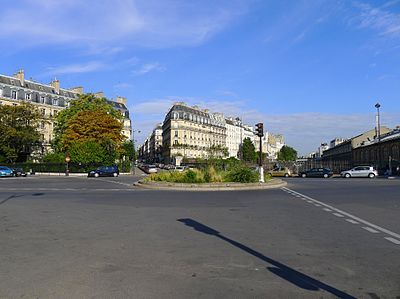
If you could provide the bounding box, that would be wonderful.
[53,94,122,151]
[0,103,42,162]
[277,145,297,161]
[241,137,257,163]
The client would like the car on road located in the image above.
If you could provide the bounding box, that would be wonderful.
[299,168,333,178]
[268,167,292,177]
[12,167,27,177]
[341,166,378,178]
[0,166,14,177]
[173,166,185,172]
[88,166,119,178]
[145,165,158,174]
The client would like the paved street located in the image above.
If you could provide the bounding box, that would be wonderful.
[1,175,399,298]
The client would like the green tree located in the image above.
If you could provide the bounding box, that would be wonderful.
[69,140,115,165]
[0,103,42,162]
[119,140,136,161]
[277,145,297,161]
[241,137,257,162]
[53,94,122,151]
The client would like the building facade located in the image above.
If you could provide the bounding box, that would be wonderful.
[0,70,132,156]
[139,102,285,164]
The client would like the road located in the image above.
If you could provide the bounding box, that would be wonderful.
[0,175,399,298]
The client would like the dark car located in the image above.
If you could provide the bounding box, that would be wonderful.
[88,166,119,178]
[12,168,27,177]
[299,168,333,178]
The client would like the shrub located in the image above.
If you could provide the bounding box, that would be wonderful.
[225,166,259,183]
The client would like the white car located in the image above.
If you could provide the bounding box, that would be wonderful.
[341,166,378,178]
[146,165,158,174]
[174,166,185,172]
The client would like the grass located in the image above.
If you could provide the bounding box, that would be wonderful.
[145,165,270,184]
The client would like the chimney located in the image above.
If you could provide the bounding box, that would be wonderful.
[70,86,84,94]
[94,91,105,98]
[14,69,25,86]
[50,78,60,94]
[116,96,127,105]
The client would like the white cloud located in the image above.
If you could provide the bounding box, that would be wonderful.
[46,61,105,75]
[353,2,400,39]
[0,0,248,49]
[133,63,166,75]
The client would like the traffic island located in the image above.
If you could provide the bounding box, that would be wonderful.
[134,178,286,191]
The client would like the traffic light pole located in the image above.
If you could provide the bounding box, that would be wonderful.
[259,135,264,183]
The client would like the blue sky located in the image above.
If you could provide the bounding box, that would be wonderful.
[1,0,400,154]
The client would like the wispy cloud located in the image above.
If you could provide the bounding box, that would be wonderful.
[0,0,249,49]
[133,63,166,75]
[46,61,105,75]
[352,2,400,39]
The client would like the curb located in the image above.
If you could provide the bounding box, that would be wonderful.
[134,179,287,191]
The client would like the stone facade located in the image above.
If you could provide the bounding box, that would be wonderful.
[0,70,132,155]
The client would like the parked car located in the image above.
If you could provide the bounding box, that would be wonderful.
[341,166,378,178]
[0,166,14,177]
[268,167,292,177]
[12,167,27,177]
[145,165,158,174]
[88,166,119,177]
[299,168,333,178]
[174,166,185,172]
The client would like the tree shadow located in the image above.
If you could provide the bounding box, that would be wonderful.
[177,218,355,299]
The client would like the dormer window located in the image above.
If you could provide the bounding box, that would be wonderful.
[40,96,45,104]
[53,99,58,106]
[11,90,17,99]
[25,93,31,101]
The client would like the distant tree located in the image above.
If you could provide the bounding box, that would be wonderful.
[241,137,257,162]
[0,103,42,162]
[278,145,297,161]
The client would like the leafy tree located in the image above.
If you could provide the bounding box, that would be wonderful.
[0,103,42,162]
[69,140,115,165]
[119,140,136,161]
[278,145,297,161]
[43,152,65,163]
[53,94,122,151]
[241,137,257,162]
[60,109,123,149]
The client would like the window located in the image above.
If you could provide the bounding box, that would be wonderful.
[53,99,58,106]
[25,93,31,101]
[11,90,17,99]
[175,131,178,137]
[40,96,45,104]
[53,110,58,116]
[40,122,45,129]
[40,108,46,116]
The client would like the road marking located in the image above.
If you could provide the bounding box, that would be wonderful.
[323,208,332,212]
[333,213,344,218]
[314,204,321,207]
[346,219,359,224]
[384,237,400,245]
[281,187,400,240]
[362,227,380,233]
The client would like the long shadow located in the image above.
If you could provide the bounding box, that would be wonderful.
[0,193,44,206]
[177,218,355,299]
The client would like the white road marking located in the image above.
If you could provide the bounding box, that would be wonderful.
[362,227,380,234]
[307,200,313,203]
[281,187,400,240]
[384,237,400,245]
[346,219,359,224]
[333,213,344,218]
[314,204,321,207]
[323,208,332,212]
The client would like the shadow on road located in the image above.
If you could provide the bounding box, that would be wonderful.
[0,193,44,206]
[177,218,355,299]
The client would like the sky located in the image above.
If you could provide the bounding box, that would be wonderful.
[1,0,400,155]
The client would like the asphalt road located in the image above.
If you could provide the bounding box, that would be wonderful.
[0,175,399,298]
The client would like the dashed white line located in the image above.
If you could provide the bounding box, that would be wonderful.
[346,219,359,224]
[323,208,332,212]
[314,204,321,207]
[384,237,400,245]
[362,227,379,234]
[281,187,400,241]
[333,213,344,218]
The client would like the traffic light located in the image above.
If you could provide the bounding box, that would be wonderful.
[255,123,264,137]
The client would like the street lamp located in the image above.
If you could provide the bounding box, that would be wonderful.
[375,103,381,142]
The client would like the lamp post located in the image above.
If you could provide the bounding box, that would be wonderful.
[132,130,141,175]
[375,103,381,141]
